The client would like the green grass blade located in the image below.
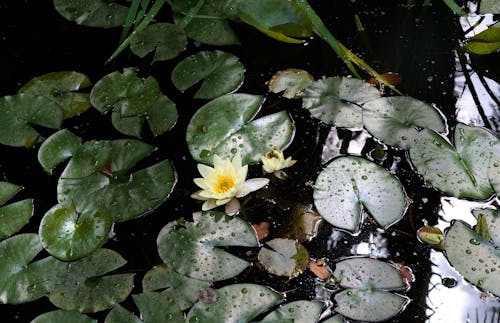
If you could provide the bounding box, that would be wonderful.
[177,0,205,29]
[442,0,467,16]
[119,0,146,44]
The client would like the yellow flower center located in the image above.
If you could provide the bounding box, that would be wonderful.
[214,175,235,193]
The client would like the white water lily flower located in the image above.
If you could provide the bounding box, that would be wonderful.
[261,147,296,178]
[191,154,269,215]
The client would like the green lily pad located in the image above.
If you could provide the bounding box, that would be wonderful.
[322,314,346,323]
[39,203,112,261]
[313,156,407,233]
[187,284,282,322]
[130,23,187,62]
[362,96,445,149]
[38,129,82,171]
[409,123,499,200]
[18,71,92,119]
[0,182,33,239]
[0,234,52,304]
[157,211,259,281]
[302,77,381,129]
[142,264,210,310]
[32,310,97,323]
[171,50,245,99]
[445,220,500,296]
[105,304,142,323]
[463,26,500,55]
[186,93,294,165]
[0,94,62,147]
[258,238,310,278]
[487,143,500,195]
[334,289,408,322]
[52,135,176,222]
[131,292,185,322]
[268,68,315,99]
[479,0,500,14]
[472,208,499,245]
[48,248,134,313]
[237,0,312,43]
[53,0,128,28]
[261,300,324,322]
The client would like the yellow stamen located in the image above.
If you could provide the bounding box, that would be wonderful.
[214,175,234,193]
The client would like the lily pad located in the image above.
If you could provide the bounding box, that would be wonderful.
[322,314,346,323]
[302,77,380,129]
[105,305,142,323]
[409,123,499,200]
[0,182,33,239]
[487,143,500,195]
[142,264,211,310]
[0,234,52,304]
[53,0,128,28]
[157,211,259,281]
[334,289,408,322]
[186,284,282,322]
[479,0,500,14]
[362,96,445,149]
[38,129,82,171]
[261,300,324,322]
[171,50,245,99]
[0,94,62,147]
[445,220,500,296]
[39,203,112,261]
[48,248,134,312]
[18,71,92,119]
[130,23,187,62]
[32,310,97,323]
[268,68,315,99]
[131,292,185,322]
[186,93,294,165]
[258,238,310,278]
[472,208,499,244]
[463,26,500,55]
[313,156,407,233]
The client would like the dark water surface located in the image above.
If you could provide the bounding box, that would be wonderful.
[0,0,499,322]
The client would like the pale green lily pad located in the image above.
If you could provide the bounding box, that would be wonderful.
[130,23,187,62]
[261,300,324,322]
[48,248,134,313]
[53,135,176,222]
[0,94,62,147]
[187,284,282,322]
[0,234,52,304]
[409,123,498,200]
[39,203,112,261]
[171,50,244,99]
[186,93,294,165]
[334,289,408,322]
[487,143,500,195]
[38,129,82,171]
[362,96,445,149]
[105,305,142,323]
[258,238,309,278]
[53,0,128,28]
[142,264,210,310]
[479,0,500,14]
[157,211,259,281]
[472,208,499,245]
[322,314,346,323]
[313,156,407,233]
[268,68,314,99]
[445,220,500,296]
[18,71,92,119]
[0,182,33,239]
[302,77,381,129]
[32,310,97,323]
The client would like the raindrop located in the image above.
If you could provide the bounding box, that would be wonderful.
[441,277,457,288]
[241,287,248,294]
[469,238,480,245]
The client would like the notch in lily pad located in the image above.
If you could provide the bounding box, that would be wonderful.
[268,68,314,99]
[130,23,187,63]
[0,182,33,239]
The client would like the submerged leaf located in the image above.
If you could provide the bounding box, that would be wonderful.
[130,23,187,62]
[53,0,128,28]
[258,238,309,278]
[268,68,314,99]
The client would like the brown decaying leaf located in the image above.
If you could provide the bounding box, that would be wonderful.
[99,157,113,175]
[393,262,414,287]
[308,259,331,280]
[252,222,270,241]
[368,72,402,87]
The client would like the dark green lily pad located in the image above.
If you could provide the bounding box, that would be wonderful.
[171,50,245,99]
[130,23,187,62]
[32,310,97,323]
[105,305,142,323]
[18,71,92,119]
[261,300,324,322]
[472,208,499,244]
[48,248,134,313]
[38,129,82,171]
[39,203,112,261]
[0,234,52,304]
[258,238,309,278]
[53,0,128,28]
[334,289,408,322]
[302,77,381,129]
[187,284,282,322]
[142,264,211,310]
[445,220,500,296]
[409,123,499,200]
[157,211,259,281]
[186,93,294,165]
[0,182,33,239]
[0,94,62,147]
[313,156,407,233]
[268,68,314,99]
[131,292,185,322]
[362,96,445,149]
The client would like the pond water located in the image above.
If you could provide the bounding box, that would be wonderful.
[0,0,499,322]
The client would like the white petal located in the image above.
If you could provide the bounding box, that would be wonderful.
[193,178,210,190]
[215,198,231,206]
[236,178,269,197]
[191,191,209,200]
[225,197,240,216]
[202,199,218,211]
[198,164,215,178]
[213,154,225,170]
